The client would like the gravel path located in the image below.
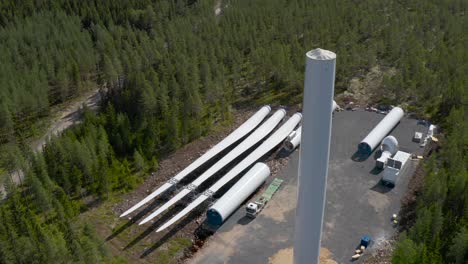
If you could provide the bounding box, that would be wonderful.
[1,89,102,197]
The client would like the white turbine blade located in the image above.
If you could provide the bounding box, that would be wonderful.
[120,183,172,217]
[156,113,302,232]
[156,195,208,232]
[139,109,286,223]
[209,113,302,193]
[171,105,271,182]
[190,109,286,187]
[120,106,270,218]
[139,189,191,225]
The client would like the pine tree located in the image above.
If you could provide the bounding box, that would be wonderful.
[392,237,420,264]
[0,103,15,144]
[26,170,52,213]
[167,98,181,151]
[133,149,146,172]
[447,228,468,264]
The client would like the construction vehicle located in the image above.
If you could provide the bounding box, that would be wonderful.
[246,178,283,218]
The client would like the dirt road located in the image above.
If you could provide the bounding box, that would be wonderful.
[33,89,102,152]
[1,89,102,197]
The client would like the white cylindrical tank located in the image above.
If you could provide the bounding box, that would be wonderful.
[358,107,404,155]
[284,126,302,151]
[153,114,303,232]
[285,101,338,152]
[206,163,270,226]
[287,130,297,141]
[427,124,436,137]
[376,136,398,169]
[294,48,336,264]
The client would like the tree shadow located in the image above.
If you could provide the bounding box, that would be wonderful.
[370,180,393,194]
[139,207,206,258]
[106,197,164,241]
[80,197,103,213]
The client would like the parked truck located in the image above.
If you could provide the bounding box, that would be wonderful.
[246,178,283,218]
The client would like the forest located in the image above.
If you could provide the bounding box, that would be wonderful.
[0,0,466,263]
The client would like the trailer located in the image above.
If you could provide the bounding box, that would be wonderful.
[246,178,283,218]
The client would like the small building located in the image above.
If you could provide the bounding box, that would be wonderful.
[413,132,423,143]
[381,151,411,187]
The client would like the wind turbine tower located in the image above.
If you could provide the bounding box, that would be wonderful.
[294,48,336,264]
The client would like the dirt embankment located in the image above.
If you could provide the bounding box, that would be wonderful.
[336,65,397,107]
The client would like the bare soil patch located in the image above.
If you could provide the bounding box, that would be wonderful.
[268,247,337,264]
[336,66,396,106]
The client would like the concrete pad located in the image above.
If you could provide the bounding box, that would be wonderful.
[189,109,423,263]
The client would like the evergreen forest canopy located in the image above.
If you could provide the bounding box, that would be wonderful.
[0,0,465,263]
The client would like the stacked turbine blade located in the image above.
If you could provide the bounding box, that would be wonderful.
[120,106,271,217]
[139,109,287,224]
[154,112,302,232]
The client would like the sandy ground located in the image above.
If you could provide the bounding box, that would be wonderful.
[268,247,337,264]
[336,66,397,106]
